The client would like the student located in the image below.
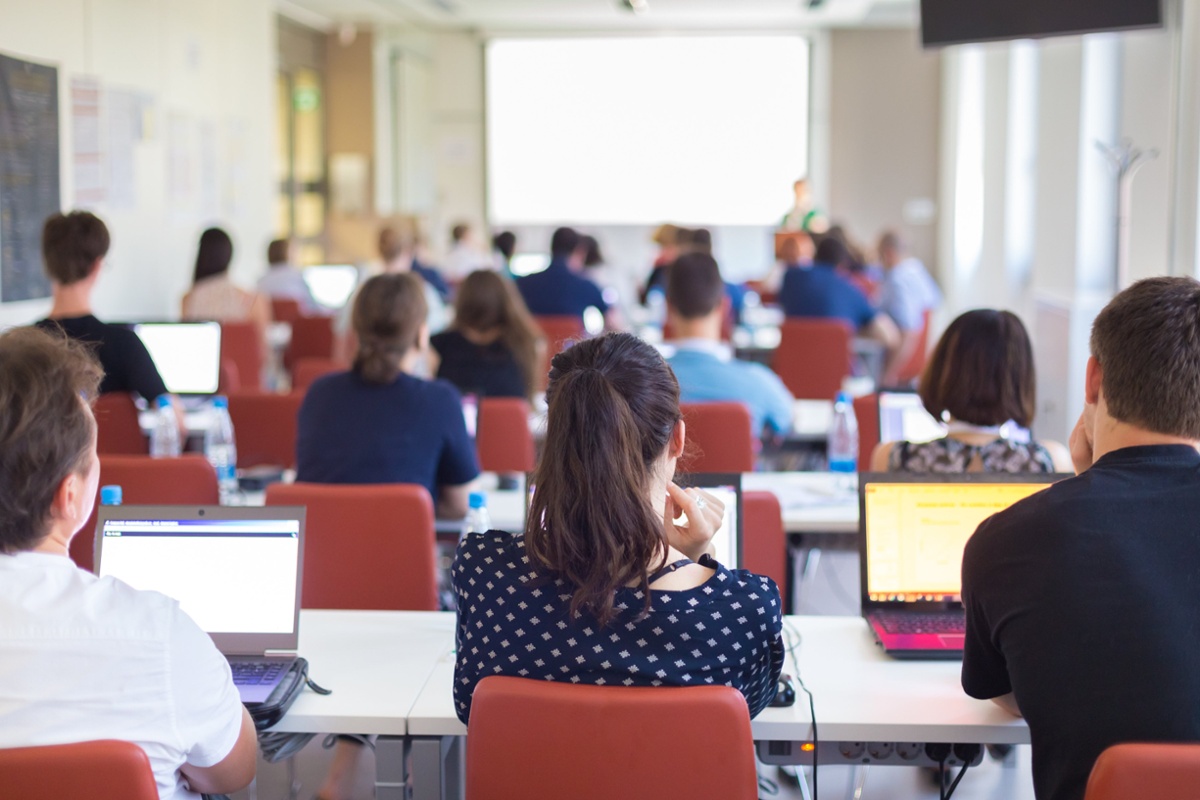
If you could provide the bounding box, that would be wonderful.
[515,226,617,328]
[491,230,517,277]
[297,272,479,519]
[0,326,257,800]
[452,332,784,722]
[442,221,489,282]
[181,227,272,337]
[256,238,318,314]
[870,309,1072,473]
[876,230,941,384]
[431,270,543,400]
[961,277,1200,800]
[664,253,794,437]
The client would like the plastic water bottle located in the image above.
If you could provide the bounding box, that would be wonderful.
[828,391,859,487]
[462,491,491,539]
[205,396,239,503]
[100,485,123,506]
[149,396,182,458]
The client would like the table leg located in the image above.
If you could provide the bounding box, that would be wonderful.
[374,736,408,800]
[410,736,464,800]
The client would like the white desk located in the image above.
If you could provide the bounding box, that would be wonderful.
[744,471,859,534]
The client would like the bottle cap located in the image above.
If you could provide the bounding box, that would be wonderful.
[468,491,486,509]
[156,395,172,409]
[100,485,123,505]
[211,395,228,409]
[835,391,850,404]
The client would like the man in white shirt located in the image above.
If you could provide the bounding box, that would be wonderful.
[257,238,318,314]
[0,326,257,800]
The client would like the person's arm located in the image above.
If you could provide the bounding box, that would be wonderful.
[1040,439,1075,473]
[438,484,471,520]
[663,482,722,562]
[990,693,1022,717]
[863,312,901,353]
[603,307,625,332]
[1068,405,1097,474]
[180,709,258,795]
[881,326,922,385]
[870,441,897,472]
[434,384,482,520]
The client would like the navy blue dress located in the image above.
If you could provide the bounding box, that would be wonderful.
[452,530,785,723]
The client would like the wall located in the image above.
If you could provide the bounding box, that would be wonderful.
[0,0,276,327]
[324,29,378,262]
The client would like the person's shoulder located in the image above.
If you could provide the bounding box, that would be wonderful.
[304,369,354,399]
[455,531,532,577]
[89,573,182,625]
[969,476,1074,551]
[707,567,784,615]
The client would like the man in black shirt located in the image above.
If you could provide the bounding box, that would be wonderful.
[962,277,1200,800]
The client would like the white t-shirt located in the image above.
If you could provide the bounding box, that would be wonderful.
[0,551,245,800]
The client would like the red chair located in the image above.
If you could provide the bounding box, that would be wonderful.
[680,402,756,473]
[72,455,219,573]
[1085,743,1200,800]
[743,491,787,602]
[895,308,933,384]
[0,739,159,800]
[292,357,344,392]
[93,393,147,455]
[467,677,758,800]
[287,316,336,370]
[266,482,438,610]
[477,397,535,474]
[226,391,305,469]
[854,393,880,472]
[533,315,586,390]
[271,297,303,324]
[220,322,263,392]
[772,318,853,400]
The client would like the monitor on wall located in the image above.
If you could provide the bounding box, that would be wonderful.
[920,0,1163,47]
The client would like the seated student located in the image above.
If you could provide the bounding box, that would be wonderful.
[35,211,169,403]
[181,227,272,339]
[256,238,318,314]
[0,326,256,800]
[876,230,941,384]
[515,227,617,329]
[962,277,1200,800]
[664,253,794,437]
[442,221,489,283]
[491,230,517,278]
[452,332,784,722]
[297,272,479,519]
[644,228,746,324]
[871,309,1072,473]
[431,269,543,400]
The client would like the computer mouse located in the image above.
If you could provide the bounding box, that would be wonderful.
[770,673,797,707]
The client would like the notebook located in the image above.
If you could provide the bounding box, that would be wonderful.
[95,506,306,704]
[858,473,1062,659]
[131,322,222,402]
[877,390,946,445]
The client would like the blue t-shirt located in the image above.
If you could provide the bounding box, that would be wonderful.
[667,343,794,436]
[516,259,609,318]
[778,263,876,330]
[412,259,451,300]
[296,370,480,499]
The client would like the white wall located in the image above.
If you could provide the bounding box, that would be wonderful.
[0,0,276,327]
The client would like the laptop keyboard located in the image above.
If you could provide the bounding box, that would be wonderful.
[873,611,966,635]
[230,661,287,686]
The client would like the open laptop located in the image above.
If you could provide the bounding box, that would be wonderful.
[95,505,306,704]
[858,473,1064,659]
[877,390,946,444]
[131,321,222,407]
[303,264,359,310]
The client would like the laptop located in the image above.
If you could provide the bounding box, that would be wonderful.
[95,505,306,704]
[131,321,222,407]
[858,472,1064,659]
[877,390,946,444]
[303,264,359,310]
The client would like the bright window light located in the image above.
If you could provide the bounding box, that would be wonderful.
[486,36,809,226]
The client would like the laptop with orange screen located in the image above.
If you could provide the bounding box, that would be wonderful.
[858,473,1066,659]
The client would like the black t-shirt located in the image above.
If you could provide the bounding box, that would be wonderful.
[36,315,168,401]
[962,445,1200,800]
[430,329,526,399]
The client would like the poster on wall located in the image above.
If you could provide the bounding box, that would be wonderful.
[0,52,60,303]
[71,77,104,207]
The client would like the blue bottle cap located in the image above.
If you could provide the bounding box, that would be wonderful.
[835,391,851,404]
[211,395,228,409]
[156,394,172,409]
[100,485,123,505]
[468,491,486,509]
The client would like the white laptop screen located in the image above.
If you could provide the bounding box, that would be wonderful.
[133,322,221,395]
[303,265,359,309]
[878,391,946,444]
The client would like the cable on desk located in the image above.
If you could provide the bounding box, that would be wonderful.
[782,620,817,800]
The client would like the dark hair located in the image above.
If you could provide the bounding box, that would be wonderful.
[550,227,581,259]
[666,253,723,319]
[492,231,516,260]
[267,239,290,266]
[1090,276,1200,438]
[919,309,1036,428]
[193,227,234,283]
[581,235,603,268]
[451,222,470,243]
[453,270,543,398]
[813,236,849,268]
[689,228,713,256]
[352,273,428,385]
[0,327,102,553]
[42,211,110,285]
[526,333,682,625]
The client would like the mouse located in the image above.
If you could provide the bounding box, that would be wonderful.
[770,673,797,707]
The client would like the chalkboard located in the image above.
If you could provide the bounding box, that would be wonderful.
[0,53,60,303]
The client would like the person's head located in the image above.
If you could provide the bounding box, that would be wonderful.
[666,253,724,322]
[526,332,685,624]
[877,230,904,269]
[779,232,814,266]
[813,236,850,270]
[351,273,428,385]
[42,211,110,286]
[492,230,516,261]
[267,238,291,267]
[451,222,471,245]
[689,228,713,257]
[193,227,234,284]
[580,235,604,268]
[454,270,542,397]
[0,327,102,554]
[378,226,411,263]
[1088,276,1200,439]
[550,226,581,261]
[919,309,1036,428]
[793,177,810,203]
[673,227,696,254]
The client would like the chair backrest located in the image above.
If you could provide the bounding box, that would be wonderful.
[220,321,263,392]
[71,454,219,576]
[292,357,344,392]
[287,316,336,368]
[467,676,758,800]
[772,318,853,400]
[226,391,305,469]
[93,393,148,456]
[533,315,586,390]
[0,739,159,800]
[853,393,880,471]
[476,397,536,474]
[895,308,933,384]
[265,482,438,610]
[271,297,303,324]
[680,401,756,473]
[743,491,787,602]
[1085,743,1200,800]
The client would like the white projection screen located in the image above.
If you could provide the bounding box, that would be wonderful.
[486,36,810,226]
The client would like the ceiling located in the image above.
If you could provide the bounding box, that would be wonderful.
[276,0,919,33]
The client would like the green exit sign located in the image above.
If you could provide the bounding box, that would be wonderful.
[293,85,320,111]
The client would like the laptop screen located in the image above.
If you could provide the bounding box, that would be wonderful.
[96,507,304,653]
[878,391,946,444]
[133,322,222,395]
[860,477,1054,604]
[303,264,359,309]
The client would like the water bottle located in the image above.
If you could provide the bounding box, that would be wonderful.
[462,491,491,539]
[205,396,239,503]
[149,396,181,458]
[828,391,859,486]
[100,485,123,506]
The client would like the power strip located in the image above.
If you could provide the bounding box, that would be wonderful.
[757,740,986,768]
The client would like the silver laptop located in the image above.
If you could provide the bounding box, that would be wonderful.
[95,506,306,704]
[877,390,947,444]
[302,264,359,310]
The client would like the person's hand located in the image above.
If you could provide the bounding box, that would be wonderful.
[1068,404,1097,474]
[663,482,724,562]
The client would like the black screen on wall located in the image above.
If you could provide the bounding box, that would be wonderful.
[920,0,1163,47]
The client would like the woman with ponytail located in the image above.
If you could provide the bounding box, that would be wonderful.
[451,332,784,723]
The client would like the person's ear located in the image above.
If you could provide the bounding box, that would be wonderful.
[669,419,685,459]
[88,258,104,279]
[1085,356,1102,406]
[48,471,80,524]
